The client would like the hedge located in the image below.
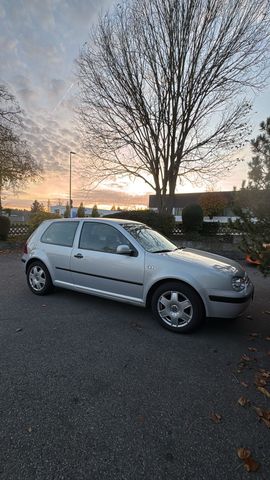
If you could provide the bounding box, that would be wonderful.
[104,209,175,236]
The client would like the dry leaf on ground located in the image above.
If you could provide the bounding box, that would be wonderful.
[253,407,270,428]
[210,413,222,423]
[257,386,270,399]
[244,457,260,472]
[241,354,252,362]
[237,396,250,407]
[237,448,260,472]
[240,381,249,388]
[248,347,257,352]
[237,448,251,460]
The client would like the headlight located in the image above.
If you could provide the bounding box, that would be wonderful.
[232,276,247,292]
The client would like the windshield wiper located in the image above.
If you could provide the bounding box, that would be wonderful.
[152,249,175,253]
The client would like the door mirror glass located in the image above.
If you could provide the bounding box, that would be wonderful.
[116,244,133,255]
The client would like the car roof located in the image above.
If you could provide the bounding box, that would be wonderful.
[48,217,143,225]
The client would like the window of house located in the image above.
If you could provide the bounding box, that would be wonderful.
[173,207,183,216]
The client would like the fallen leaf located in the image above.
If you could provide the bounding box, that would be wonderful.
[254,407,270,428]
[262,418,270,428]
[255,377,267,387]
[238,396,250,407]
[240,381,249,388]
[244,457,260,472]
[253,406,264,417]
[210,413,222,423]
[237,448,260,472]
[258,369,270,376]
[15,328,23,333]
[237,448,251,460]
[265,336,270,341]
[263,310,270,315]
[27,426,32,433]
[241,354,251,362]
[257,386,270,399]
[42,304,46,307]
[248,347,257,352]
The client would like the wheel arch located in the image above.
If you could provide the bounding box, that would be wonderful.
[25,257,52,280]
[146,278,206,316]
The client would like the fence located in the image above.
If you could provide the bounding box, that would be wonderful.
[171,222,240,238]
[9,223,30,238]
[8,221,239,240]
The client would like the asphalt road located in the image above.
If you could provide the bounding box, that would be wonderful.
[0,252,270,480]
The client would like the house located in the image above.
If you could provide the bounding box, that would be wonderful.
[149,191,236,222]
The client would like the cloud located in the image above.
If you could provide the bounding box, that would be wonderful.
[0,4,5,18]
[72,188,150,207]
[0,36,17,52]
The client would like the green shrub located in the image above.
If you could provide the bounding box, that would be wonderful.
[29,212,60,234]
[0,215,10,240]
[201,222,220,236]
[182,204,203,232]
[104,209,175,236]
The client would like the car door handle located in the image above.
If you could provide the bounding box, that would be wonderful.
[74,253,84,259]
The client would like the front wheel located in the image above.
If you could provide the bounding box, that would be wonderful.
[151,281,204,333]
[27,261,53,296]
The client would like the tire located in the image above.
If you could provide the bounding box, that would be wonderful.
[151,281,204,333]
[27,260,53,296]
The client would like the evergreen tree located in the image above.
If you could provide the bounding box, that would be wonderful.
[64,202,71,218]
[233,118,270,275]
[91,204,100,217]
[77,202,86,217]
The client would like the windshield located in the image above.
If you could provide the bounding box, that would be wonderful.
[123,224,177,253]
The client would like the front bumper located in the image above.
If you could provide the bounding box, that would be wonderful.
[207,283,254,318]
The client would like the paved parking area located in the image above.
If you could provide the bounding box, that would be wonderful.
[0,252,270,479]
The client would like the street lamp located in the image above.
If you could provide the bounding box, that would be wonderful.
[69,151,76,218]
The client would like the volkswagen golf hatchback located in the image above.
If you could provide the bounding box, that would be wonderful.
[22,218,254,333]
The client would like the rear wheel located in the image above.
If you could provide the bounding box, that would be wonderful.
[151,281,204,333]
[27,261,53,296]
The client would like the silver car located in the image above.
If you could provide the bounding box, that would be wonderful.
[22,218,254,333]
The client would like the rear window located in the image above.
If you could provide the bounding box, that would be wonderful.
[41,221,79,247]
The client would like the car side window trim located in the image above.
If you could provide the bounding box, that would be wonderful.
[40,221,79,247]
[78,221,138,256]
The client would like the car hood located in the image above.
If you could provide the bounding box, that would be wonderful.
[160,248,245,276]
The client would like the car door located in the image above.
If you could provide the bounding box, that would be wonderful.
[70,221,145,302]
[39,220,79,285]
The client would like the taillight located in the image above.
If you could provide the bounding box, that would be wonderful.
[23,243,28,254]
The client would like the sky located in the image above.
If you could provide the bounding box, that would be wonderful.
[0,0,270,210]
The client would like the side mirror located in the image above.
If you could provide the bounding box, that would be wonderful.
[116,244,133,255]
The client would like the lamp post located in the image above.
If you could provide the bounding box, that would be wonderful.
[69,151,76,218]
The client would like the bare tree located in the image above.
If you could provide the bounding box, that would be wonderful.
[77,0,270,213]
[0,84,41,211]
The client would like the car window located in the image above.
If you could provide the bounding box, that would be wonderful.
[79,222,133,254]
[41,222,79,247]
[123,224,177,253]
